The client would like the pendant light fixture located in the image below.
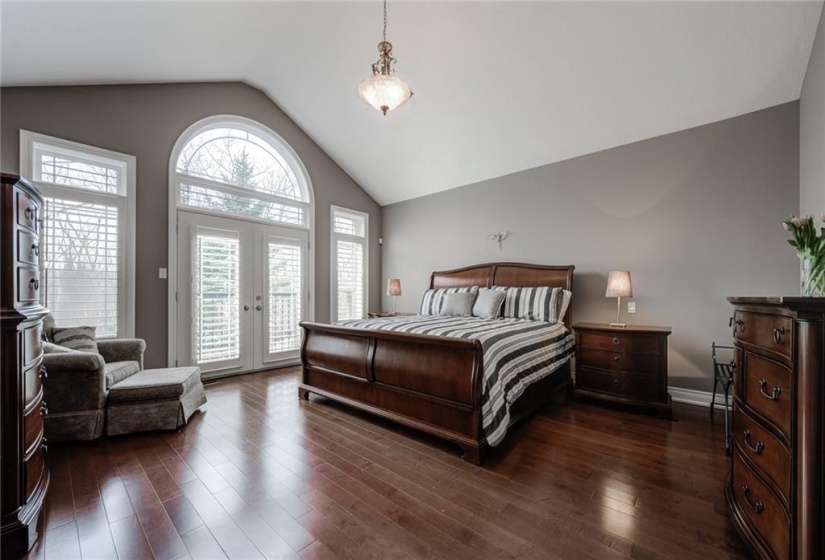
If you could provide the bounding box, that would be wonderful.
[357,0,413,116]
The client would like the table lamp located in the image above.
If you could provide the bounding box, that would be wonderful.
[606,270,632,328]
[387,278,402,314]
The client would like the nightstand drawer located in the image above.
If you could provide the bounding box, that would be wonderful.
[576,368,660,401]
[579,347,659,374]
[578,330,660,354]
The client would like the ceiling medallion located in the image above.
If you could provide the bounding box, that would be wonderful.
[357,0,413,116]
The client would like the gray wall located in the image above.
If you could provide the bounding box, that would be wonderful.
[801,5,825,215]
[382,102,800,393]
[0,82,381,368]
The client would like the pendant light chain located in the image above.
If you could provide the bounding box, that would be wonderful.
[382,0,388,43]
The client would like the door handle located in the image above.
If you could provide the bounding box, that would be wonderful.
[256,305,263,311]
[243,305,250,311]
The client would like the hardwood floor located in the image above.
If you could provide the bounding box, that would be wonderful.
[24,367,750,560]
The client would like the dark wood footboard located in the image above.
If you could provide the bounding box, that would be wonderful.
[300,322,488,460]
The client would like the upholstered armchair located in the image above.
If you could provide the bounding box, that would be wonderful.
[41,319,146,441]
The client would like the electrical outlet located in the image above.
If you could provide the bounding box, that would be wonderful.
[627,301,636,314]
[159,268,167,279]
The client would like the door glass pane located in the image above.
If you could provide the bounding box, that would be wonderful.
[268,241,302,354]
[336,239,364,320]
[195,232,241,363]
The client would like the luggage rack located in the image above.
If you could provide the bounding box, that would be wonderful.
[710,342,734,455]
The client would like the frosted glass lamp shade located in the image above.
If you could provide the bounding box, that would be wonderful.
[606,271,633,298]
[387,278,402,297]
[358,75,413,116]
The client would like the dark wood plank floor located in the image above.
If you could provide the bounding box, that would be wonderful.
[25,367,750,560]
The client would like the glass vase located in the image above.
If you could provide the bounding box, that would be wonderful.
[801,257,823,297]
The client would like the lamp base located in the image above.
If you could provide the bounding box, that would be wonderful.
[609,322,627,328]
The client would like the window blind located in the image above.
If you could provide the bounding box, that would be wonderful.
[195,233,241,363]
[267,242,302,354]
[336,239,364,321]
[45,198,120,337]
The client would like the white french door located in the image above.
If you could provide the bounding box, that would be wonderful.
[176,211,308,376]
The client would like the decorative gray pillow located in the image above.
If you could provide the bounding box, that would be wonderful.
[51,326,98,353]
[440,293,475,317]
[42,341,78,354]
[472,288,506,319]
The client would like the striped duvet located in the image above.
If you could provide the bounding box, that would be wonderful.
[334,315,575,447]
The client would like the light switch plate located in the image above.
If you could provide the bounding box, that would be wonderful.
[159,268,167,279]
[627,301,636,313]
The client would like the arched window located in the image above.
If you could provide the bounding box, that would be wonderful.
[174,118,311,227]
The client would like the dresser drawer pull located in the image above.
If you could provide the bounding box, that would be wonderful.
[758,378,781,401]
[742,430,765,454]
[41,439,48,454]
[24,207,36,221]
[612,337,620,346]
[31,243,40,257]
[41,402,48,416]
[611,378,620,387]
[732,318,744,335]
[39,366,48,380]
[29,278,39,291]
[613,356,621,363]
[742,484,764,514]
[772,326,786,344]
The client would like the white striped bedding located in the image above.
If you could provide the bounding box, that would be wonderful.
[334,315,575,447]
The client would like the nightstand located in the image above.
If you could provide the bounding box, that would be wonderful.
[573,322,672,418]
[367,311,414,318]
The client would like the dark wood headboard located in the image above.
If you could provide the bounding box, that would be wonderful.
[429,262,575,329]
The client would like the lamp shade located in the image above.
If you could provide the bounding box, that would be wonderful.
[387,278,402,297]
[605,271,633,298]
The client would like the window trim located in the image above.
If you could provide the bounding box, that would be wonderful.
[167,115,316,367]
[19,129,137,338]
[330,205,369,322]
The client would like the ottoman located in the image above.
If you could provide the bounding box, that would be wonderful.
[106,366,207,436]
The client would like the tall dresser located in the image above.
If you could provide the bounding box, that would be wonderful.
[1,173,49,557]
[727,297,824,560]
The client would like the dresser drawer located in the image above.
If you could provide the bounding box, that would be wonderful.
[24,364,44,408]
[24,445,46,498]
[733,403,791,505]
[732,450,790,560]
[579,347,659,374]
[17,267,41,305]
[576,368,660,401]
[16,188,39,231]
[23,322,43,367]
[17,229,40,265]
[578,330,660,354]
[24,403,44,456]
[742,352,793,441]
[734,311,792,361]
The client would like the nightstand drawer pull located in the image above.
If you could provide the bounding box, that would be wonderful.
[758,378,781,401]
[742,430,764,454]
[611,378,620,387]
[612,337,620,346]
[772,326,785,344]
[613,356,621,363]
[742,484,764,514]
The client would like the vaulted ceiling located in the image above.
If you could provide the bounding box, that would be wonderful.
[1,2,822,205]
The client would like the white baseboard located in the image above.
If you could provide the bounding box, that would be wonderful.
[669,386,728,410]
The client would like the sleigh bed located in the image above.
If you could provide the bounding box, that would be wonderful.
[299,262,575,464]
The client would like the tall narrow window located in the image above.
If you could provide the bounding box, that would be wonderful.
[331,206,368,321]
[21,130,135,337]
